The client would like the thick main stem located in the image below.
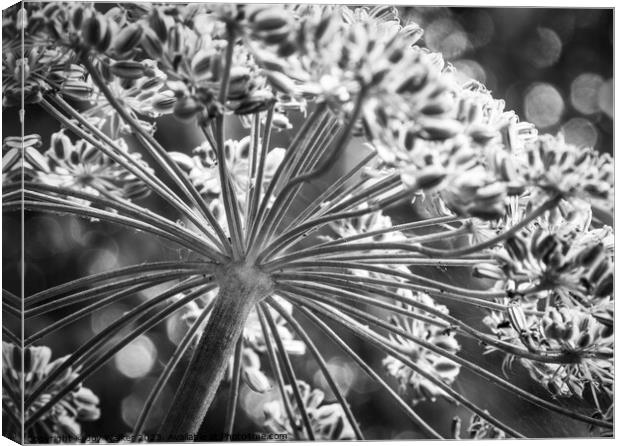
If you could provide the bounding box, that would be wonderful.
[158,264,273,439]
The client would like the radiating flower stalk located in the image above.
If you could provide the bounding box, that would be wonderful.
[2,2,614,441]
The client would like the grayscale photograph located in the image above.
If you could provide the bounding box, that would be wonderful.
[1,1,614,443]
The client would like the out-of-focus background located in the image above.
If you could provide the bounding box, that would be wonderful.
[2,5,613,441]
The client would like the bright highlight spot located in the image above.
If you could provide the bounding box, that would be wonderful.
[114,335,157,379]
[562,118,598,149]
[524,83,564,128]
[570,73,604,114]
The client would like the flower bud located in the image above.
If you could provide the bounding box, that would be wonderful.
[109,60,145,79]
[169,152,195,171]
[191,49,215,79]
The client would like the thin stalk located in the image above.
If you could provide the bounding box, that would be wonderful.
[25,281,167,346]
[25,270,201,318]
[213,27,245,259]
[25,282,216,429]
[292,302,444,439]
[43,97,226,252]
[246,103,328,256]
[246,105,274,239]
[324,172,401,215]
[25,277,209,407]
[159,264,273,438]
[82,58,232,253]
[132,300,216,438]
[266,296,365,440]
[22,186,225,261]
[271,260,505,300]
[263,228,471,270]
[278,278,597,364]
[412,196,562,258]
[277,280,450,331]
[273,270,506,312]
[256,116,340,250]
[7,200,214,260]
[277,87,366,195]
[287,288,612,428]
[257,306,302,439]
[260,303,315,440]
[283,151,377,231]
[285,292,525,438]
[223,336,244,439]
[25,260,211,306]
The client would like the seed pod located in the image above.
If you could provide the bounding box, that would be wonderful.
[473,263,505,281]
[140,27,164,59]
[434,358,459,374]
[72,5,86,30]
[589,256,611,284]
[113,23,143,55]
[23,147,49,172]
[173,96,202,122]
[251,7,290,32]
[561,321,576,341]
[81,15,112,52]
[592,271,613,298]
[60,79,93,101]
[576,243,605,267]
[149,8,168,42]
[544,321,562,341]
[533,234,558,261]
[109,60,145,79]
[234,90,275,115]
[468,203,505,221]
[434,335,459,353]
[264,70,296,94]
[469,124,498,145]
[418,118,463,141]
[169,152,195,171]
[191,49,215,79]
[151,92,177,114]
[243,367,271,393]
[403,165,446,191]
[576,332,592,349]
[507,303,527,332]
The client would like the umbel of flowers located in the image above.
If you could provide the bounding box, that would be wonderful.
[2,2,614,441]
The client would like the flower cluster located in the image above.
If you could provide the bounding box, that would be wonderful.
[2,342,100,440]
[263,381,356,440]
[382,291,461,405]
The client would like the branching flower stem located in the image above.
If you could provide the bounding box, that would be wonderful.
[257,305,303,440]
[266,296,365,440]
[293,304,445,439]
[260,303,316,440]
[283,291,526,438]
[284,288,612,429]
[25,280,217,429]
[82,57,232,255]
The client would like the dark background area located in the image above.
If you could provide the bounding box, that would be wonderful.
[2,5,613,441]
